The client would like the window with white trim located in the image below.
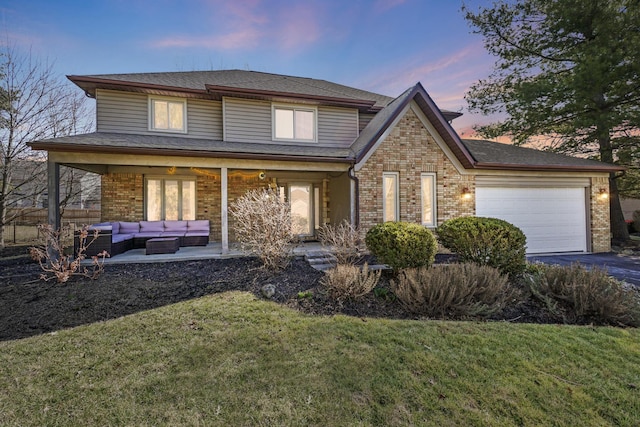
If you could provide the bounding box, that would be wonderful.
[273,105,316,142]
[382,172,399,222]
[149,97,186,133]
[145,178,195,221]
[421,173,437,227]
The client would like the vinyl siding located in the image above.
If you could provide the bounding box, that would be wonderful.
[358,113,376,133]
[96,89,222,139]
[223,97,272,142]
[224,97,358,146]
[317,106,358,146]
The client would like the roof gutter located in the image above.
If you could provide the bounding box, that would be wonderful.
[473,161,624,173]
[67,75,210,97]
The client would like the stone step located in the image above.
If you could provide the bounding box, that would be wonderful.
[304,251,337,271]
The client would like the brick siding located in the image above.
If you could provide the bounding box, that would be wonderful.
[356,109,475,236]
[590,176,611,252]
[101,173,144,221]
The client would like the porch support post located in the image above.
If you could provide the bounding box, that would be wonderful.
[221,167,229,254]
[47,157,60,230]
[47,157,60,261]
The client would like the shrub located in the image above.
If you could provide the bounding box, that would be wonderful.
[526,263,640,326]
[229,188,293,270]
[29,224,109,283]
[317,220,362,265]
[391,263,514,318]
[365,222,437,271]
[437,216,527,277]
[321,263,381,302]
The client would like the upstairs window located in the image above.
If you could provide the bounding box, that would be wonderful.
[273,105,316,142]
[149,97,186,133]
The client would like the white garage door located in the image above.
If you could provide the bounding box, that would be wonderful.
[476,187,588,254]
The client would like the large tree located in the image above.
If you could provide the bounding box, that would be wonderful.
[463,0,640,242]
[0,44,92,247]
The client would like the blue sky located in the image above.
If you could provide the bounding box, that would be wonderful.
[1,0,499,135]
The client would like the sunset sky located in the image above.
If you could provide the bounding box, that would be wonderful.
[1,0,501,135]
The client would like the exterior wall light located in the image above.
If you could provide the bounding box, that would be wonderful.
[461,187,472,200]
[598,188,609,200]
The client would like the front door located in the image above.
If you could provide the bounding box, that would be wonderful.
[290,184,313,236]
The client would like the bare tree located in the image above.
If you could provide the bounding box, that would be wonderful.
[0,43,92,247]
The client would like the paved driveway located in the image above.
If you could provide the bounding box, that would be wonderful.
[528,253,640,287]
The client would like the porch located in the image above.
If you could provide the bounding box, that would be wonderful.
[94,241,331,265]
[45,152,355,254]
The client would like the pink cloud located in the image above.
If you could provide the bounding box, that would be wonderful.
[374,0,407,13]
[361,44,485,96]
[149,0,324,52]
[219,0,269,26]
[277,4,322,50]
[152,28,262,50]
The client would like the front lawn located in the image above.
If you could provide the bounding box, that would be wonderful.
[1,291,638,426]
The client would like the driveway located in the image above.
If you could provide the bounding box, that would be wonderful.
[528,253,640,287]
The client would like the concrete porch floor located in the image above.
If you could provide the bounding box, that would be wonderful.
[98,241,330,264]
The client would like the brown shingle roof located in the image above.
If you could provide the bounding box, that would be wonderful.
[69,70,392,111]
[29,132,352,163]
[462,139,622,172]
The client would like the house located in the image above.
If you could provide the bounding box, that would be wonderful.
[28,70,621,254]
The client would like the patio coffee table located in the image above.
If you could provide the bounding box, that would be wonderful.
[146,237,180,255]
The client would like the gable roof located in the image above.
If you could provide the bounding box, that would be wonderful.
[350,82,622,173]
[351,83,475,169]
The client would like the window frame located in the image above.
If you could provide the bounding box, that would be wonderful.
[144,176,196,221]
[420,173,437,227]
[382,172,399,222]
[148,96,187,133]
[272,103,318,142]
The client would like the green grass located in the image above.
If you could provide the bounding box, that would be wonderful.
[1,292,639,426]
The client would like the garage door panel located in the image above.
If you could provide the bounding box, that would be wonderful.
[476,187,587,254]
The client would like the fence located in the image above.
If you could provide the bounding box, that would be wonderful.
[2,208,101,244]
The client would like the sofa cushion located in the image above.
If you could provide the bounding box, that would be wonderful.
[163,220,188,232]
[185,231,209,237]
[134,232,164,238]
[140,221,165,232]
[88,224,112,232]
[112,233,134,243]
[111,222,120,234]
[187,220,210,231]
[119,221,140,233]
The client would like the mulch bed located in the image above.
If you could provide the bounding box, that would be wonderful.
[0,246,583,342]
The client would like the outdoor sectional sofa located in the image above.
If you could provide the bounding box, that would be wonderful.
[74,220,210,257]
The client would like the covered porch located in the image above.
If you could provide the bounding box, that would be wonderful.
[44,149,355,256]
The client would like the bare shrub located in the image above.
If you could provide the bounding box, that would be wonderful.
[29,224,108,283]
[229,188,293,270]
[527,263,640,326]
[317,220,362,265]
[321,263,381,301]
[391,263,514,318]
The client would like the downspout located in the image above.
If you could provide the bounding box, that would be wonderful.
[348,165,360,228]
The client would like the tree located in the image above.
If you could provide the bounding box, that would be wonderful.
[463,0,640,242]
[0,43,92,247]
